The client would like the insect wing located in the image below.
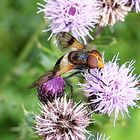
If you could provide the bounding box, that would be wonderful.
[56,32,85,52]
[29,51,77,89]
[29,72,54,88]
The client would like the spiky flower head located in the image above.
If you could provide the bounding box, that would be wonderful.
[37,0,100,44]
[35,96,90,140]
[87,133,110,140]
[37,76,65,103]
[96,133,110,140]
[131,0,140,12]
[80,54,140,125]
[98,0,131,26]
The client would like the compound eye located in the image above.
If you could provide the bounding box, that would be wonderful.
[87,55,98,69]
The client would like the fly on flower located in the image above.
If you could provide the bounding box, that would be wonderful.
[56,32,104,71]
[30,32,104,102]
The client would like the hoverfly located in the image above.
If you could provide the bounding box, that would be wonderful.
[30,32,104,88]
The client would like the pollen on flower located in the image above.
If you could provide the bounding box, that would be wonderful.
[35,96,91,140]
[80,54,140,126]
[37,0,101,44]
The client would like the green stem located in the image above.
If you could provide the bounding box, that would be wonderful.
[1,22,45,87]
[16,23,44,65]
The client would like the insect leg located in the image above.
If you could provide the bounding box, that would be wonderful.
[64,78,73,98]
[65,71,81,79]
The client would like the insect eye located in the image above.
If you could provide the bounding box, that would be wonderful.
[87,55,98,69]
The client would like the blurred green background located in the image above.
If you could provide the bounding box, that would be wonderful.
[0,0,140,140]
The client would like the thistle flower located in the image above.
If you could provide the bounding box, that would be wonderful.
[98,0,131,26]
[87,132,110,140]
[96,133,110,140]
[131,0,140,12]
[35,96,90,140]
[80,54,140,125]
[37,76,65,103]
[37,0,100,44]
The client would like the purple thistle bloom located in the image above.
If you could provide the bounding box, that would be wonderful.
[80,54,140,125]
[35,96,90,140]
[37,0,100,44]
[131,0,140,12]
[37,76,65,103]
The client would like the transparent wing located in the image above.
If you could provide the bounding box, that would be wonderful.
[28,71,55,88]
[56,32,85,52]
[29,55,75,88]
